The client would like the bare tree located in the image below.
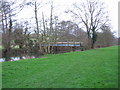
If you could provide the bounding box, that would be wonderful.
[42,1,58,54]
[55,20,79,42]
[66,0,109,49]
[26,0,43,51]
[0,1,15,54]
[0,0,26,54]
[95,25,117,47]
[0,0,26,33]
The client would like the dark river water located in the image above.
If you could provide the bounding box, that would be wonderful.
[0,47,81,62]
[0,49,43,62]
[0,55,41,62]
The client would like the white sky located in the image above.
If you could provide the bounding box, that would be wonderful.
[13,0,119,37]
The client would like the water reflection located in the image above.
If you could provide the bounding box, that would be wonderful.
[0,48,43,62]
[0,58,5,62]
[0,55,41,62]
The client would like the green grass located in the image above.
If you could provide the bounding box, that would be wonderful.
[2,46,118,88]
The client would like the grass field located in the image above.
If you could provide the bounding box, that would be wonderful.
[2,46,118,88]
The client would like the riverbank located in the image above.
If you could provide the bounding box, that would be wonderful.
[2,46,118,88]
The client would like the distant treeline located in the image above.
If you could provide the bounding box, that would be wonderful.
[0,0,118,55]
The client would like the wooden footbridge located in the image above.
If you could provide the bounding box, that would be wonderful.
[43,42,84,53]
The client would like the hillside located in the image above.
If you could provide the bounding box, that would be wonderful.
[2,46,118,88]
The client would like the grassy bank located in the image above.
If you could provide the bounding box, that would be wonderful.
[2,46,118,88]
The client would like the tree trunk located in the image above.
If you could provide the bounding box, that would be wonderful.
[87,34,92,49]
[34,1,42,52]
[91,28,97,49]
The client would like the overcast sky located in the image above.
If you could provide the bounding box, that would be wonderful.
[14,0,119,37]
